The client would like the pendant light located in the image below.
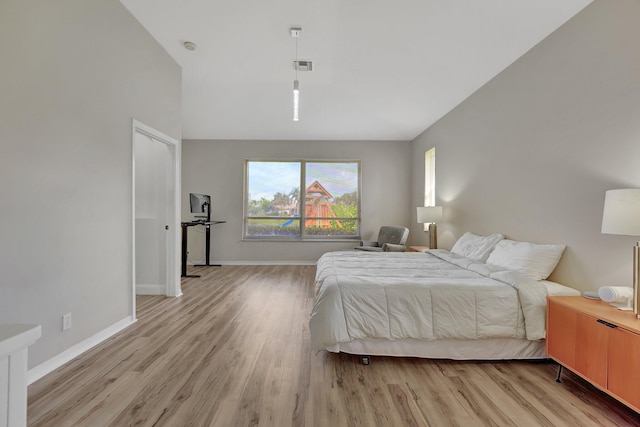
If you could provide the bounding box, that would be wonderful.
[291,27,302,121]
[293,79,300,121]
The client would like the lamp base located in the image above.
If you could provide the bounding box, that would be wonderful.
[428,223,438,249]
[634,242,639,319]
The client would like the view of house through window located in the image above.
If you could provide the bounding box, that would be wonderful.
[245,160,360,239]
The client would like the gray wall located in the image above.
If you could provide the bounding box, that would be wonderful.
[411,0,640,291]
[182,140,412,263]
[0,0,181,366]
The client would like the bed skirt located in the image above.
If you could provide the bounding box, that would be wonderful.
[325,337,546,360]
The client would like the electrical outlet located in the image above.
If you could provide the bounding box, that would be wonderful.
[62,312,72,331]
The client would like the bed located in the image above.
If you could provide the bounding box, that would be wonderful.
[309,233,580,360]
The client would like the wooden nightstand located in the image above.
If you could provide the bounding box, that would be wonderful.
[408,245,430,252]
[547,296,640,413]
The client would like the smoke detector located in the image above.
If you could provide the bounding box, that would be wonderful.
[294,60,313,72]
[183,41,197,51]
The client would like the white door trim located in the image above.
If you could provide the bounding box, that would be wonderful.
[131,119,181,320]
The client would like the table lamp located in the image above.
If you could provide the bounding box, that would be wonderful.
[417,206,443,249]
[601,189,640,318]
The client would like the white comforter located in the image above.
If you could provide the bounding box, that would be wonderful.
[309,250,549,350]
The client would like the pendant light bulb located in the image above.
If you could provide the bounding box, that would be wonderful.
[293,79,300,121]
[291,27,302,121]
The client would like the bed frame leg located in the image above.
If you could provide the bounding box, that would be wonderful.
[360,356,371,366]
[555,364,563,383]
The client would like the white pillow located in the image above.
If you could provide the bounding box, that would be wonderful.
[450,232,505,262]
[486,240,565,281]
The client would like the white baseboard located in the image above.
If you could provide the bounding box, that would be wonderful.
[218,260,317,266]
[136,284,166,295]
[27,316,136,384]
[188,260,316,266]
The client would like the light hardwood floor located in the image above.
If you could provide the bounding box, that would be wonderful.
[28,265,640,426]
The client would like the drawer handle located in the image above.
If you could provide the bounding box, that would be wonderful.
[597,319,618,328]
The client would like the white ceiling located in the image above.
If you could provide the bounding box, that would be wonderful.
[121,0,591,141]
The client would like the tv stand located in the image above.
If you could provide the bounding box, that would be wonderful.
[180,219,226,278]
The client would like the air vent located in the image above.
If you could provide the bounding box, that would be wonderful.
[293,60,313,72]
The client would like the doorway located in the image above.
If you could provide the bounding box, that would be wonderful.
[132,120,181,320]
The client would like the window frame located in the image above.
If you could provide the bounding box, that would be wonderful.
[243,159,362,241]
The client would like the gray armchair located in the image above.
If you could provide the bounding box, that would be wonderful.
[355,226,410,252]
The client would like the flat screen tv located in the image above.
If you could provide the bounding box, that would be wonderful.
[189,193,211,221]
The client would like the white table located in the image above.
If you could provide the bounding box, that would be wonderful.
[0,324,41,427]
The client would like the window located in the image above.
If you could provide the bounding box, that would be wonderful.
[424,148,436,231]
[244,160,360,240]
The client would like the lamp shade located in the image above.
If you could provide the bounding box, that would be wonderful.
[601,189,640,236]
[417,206,443,224]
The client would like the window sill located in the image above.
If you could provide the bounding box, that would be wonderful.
[242,237,360,243]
